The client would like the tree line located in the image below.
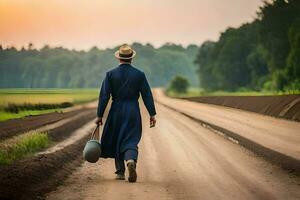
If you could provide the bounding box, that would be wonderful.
[1,0,298,92]
[0,43,199,88]
[195,0,300,92]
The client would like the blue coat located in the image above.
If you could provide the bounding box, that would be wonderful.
[97,63,156,160]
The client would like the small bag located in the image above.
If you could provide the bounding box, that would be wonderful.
[83,124,102,163]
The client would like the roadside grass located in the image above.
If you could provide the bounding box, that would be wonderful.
[167,87,300,98]
[167,88,202,98]
[0,109,62,122]
[0,132,50,165]
[0,88,98,122]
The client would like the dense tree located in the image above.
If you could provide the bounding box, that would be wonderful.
[194,41,217,91]
[0,43,199,88]
[196,23,261,91]
[285,17,300,90]
[195,0,300,91]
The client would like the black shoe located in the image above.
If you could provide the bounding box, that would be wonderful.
[115,174,125,180]
[127,161,137,183]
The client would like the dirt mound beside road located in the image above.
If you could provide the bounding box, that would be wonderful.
[183,94,300,121]
[0,110,96,200]
[0,108,93,140]
[0,134,88,200]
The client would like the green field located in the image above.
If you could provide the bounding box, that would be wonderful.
[0,89,98,122]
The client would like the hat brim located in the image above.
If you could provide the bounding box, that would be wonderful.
[114,50,136,59]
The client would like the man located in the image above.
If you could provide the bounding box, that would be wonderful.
[96,44,156,183]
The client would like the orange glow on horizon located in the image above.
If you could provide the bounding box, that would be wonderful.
[0,0,264,49]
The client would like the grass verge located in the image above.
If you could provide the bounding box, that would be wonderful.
[167,87,300,98]
[0,109,62,122]
[0,132,50,165]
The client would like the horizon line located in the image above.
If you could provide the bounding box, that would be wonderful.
[0,41,210,52]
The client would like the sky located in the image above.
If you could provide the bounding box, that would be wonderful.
[0,0,264,50]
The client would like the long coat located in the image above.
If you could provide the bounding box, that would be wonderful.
[97,63,156,160]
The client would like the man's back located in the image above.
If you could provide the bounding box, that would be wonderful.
[107,63,144,101]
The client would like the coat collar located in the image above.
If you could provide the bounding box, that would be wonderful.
[119,63,132,67]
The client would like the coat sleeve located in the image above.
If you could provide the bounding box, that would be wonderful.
[140,72,156,116]
[97,72,111,117]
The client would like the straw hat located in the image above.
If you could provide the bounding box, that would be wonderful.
[114,44,136,59]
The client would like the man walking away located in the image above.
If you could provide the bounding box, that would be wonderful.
[96,44,156,182]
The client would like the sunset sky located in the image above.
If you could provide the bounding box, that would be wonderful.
[0,0,264,50]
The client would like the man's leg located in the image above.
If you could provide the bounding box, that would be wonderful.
[114,157,125,180]
[124,149,138,182]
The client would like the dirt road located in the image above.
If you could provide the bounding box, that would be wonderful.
[46,103,300,200]
[154,89,300,170]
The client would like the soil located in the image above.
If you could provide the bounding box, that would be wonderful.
[0,100,98,200]
[47,110,96,142]
[0,117,96,200]
[182,94,300,122]
[0,108,94,141]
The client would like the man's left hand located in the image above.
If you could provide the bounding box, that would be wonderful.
[95,117,103,125]
[150,116,156,128]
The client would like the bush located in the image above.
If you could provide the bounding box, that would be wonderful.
[284,80,300,94]
[168,75,190,93]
